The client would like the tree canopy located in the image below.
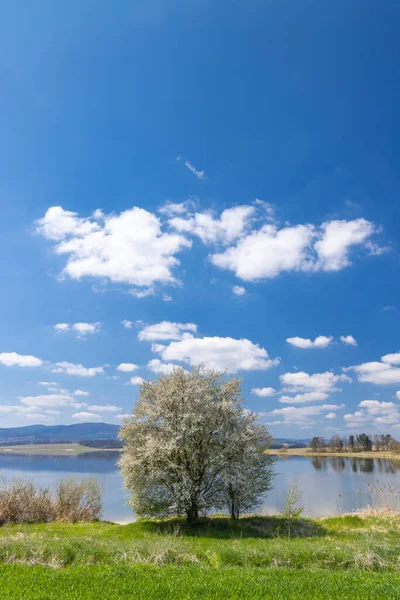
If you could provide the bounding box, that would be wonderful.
[119,366,275,524]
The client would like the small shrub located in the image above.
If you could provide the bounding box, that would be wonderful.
[0,477,102,525]
[55,477,102,522]
[283,480,304,540]
[0,479,54,524]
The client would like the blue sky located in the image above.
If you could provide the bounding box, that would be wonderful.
[1,0,400,437]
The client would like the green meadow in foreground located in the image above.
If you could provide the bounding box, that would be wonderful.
[1,514,400,599]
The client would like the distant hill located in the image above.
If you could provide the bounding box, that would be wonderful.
[0,423,120,444]
[271,438,310,449]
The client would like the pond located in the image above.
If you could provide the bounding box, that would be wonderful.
[0,452,399,521]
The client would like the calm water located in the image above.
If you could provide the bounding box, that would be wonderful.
[1,452,399,520]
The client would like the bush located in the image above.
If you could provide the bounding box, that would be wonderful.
[0,477,102,525]
[0,479,54,524]
[55,477,102,522]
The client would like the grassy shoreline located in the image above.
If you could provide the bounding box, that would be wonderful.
[266,447,400,459]
[0,443,119,456]
[0,515,399,598]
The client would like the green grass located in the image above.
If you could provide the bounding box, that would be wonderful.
[0,444,118,456]
[1,565,399,599]
[1,515,400,598]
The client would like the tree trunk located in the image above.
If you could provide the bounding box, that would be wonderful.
[186,505,199,526]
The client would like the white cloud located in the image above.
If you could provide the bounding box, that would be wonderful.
[233,285,246,296]
[347,353,400,384]
[38,381,56,386]
[344,399,400,428]
[396,391,400,400]
[0,352,42,368]
[116,413,130,420]
[52,362,104,377]
[280,371,351,393]
[251,387,276,397]
[279,392,329,404]
[72,412,102,421]
[121,320,134,329]
[154,336,279,373]
[87,404,120,412]
[325,412,336,419]
[211,223,314,280]
[184,160,206,180]
[169,206,255,246]
[19,394,83,408]
[117,363,139,372]
[382,352,400,365]
[138,321,197,342]
[73,390,89,396]
[158,200,194,217]
[163,293,172,302]
[36,206,192,295]
[340,335,357,346]
[286,335,333,349]
[314,218,376,271]
[129,376,144,385]
[209,218,382,281]
[147,359,179,375]
[55,322,101,337]
[264,403,344,426]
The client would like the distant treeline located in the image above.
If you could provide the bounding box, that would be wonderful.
[309,433,399,453]
[79,439,124,449]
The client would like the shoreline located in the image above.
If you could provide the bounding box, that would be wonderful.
[0,443,120,456]
[266,448,400,459]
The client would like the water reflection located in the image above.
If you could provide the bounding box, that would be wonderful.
[1,452,400,519]
[309,456,400,475]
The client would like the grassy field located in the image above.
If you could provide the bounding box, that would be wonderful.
[0,444,118,456]
[266,447,400,459]
[0,515,400,598]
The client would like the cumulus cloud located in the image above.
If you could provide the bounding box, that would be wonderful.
[286,336,333,349]
[233,285,246,296]
[211,223,315,280]
[314,219,377,271]
[19,394,84,408]
[169,206,256,246]
[280,371,351,393]
[396,391,400,400]
[147,359,180,375]
[158,200,194,217]
[121,320,134,329]
[128,376,144,385]
[0,352,42,368]
[346,352,400,384]
[36,206,192,295]
[251,387,276,397]
[72,412,102,421]
[38,381,56,386]
[116,363,139,372]
[344,399,400,428]
[279,392,330,404]
[87,404,120,412]
[138,321,197,342]
[153,336,279,373]
[73,390,89,396]
[54,322,101,337]
[209,217,383,281]
[325,412,337,419]
[52,362,104,377]
[264,403,345,426]
[340,335,357,346]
